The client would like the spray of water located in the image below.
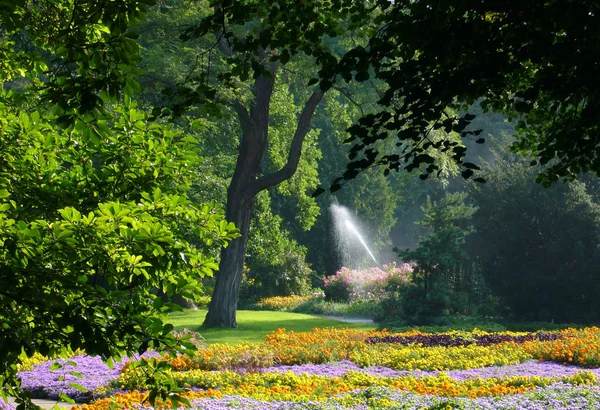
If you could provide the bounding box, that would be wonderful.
[330,204,378,268]
[344,220,378,264]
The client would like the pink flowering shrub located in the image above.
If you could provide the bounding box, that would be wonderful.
[323,263,413,303]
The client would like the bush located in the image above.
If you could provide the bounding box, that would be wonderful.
[288,296,382,319]
[345,300,384,319]
[378,317,509,333]
[380,279,452,325]
[0,100,238,397]
[240,248,314,303]
[388,192,478,324]
[323,277,351,303]
[194,296,212,308]
[323,263,412,303]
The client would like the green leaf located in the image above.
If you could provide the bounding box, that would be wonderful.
[68,382,88,392]
[58,393,76,404]
[49,362,63,371]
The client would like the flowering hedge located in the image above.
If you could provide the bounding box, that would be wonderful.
[323,263,412,302]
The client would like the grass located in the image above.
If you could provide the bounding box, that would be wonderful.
[167,309,376,345]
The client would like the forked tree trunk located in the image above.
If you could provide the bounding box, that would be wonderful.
[203,71,324,327]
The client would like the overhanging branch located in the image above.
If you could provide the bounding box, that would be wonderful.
[249,90,324,195]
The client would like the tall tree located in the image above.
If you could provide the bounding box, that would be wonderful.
[202,52,323,327]
[465,146,600,322]
[165,1,375,327]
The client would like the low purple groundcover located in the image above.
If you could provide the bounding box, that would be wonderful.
[18,355,123,402]
[265,359,600,380]
[14,353,600,408]
[0,400,14,410]
[18,352,161,402]
[133,383,600,409]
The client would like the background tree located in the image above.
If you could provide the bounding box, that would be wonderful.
[465,148,600,323]
[390,193,477,324]
[145,0,379,327]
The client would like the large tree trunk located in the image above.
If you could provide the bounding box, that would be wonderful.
[203,191,253,327]
[203,69,324,327]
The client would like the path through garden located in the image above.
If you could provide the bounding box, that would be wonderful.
[6,397,71,409]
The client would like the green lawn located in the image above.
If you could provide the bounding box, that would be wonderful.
[167,309,376,345]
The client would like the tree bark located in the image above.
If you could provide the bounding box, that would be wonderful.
[203,73,324,327]
[203,191,254,327]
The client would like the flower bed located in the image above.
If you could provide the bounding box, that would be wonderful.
[7,327,600,409]
[255,295,319,311]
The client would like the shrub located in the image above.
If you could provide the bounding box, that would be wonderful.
[345,300,384,319]
[380,278,452,325]
[240,192,315,303]
[323,263,412,303]
[194,296,212,308]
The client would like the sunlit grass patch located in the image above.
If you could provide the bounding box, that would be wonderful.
[167,309,377,345]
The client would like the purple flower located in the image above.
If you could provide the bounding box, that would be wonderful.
[265,359,600,381]
[18,355,123,402]
[0,400,15,410]
[18,351,160,402]
[445,360,600,381]
[134,383,600,409]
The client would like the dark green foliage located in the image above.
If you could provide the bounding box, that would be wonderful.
[365,332,561,347]
[240,193,314,303]
[205,0,600,187]
[378,318,585,334]
[387,193,477,324]
[465,151,600,322]
[240,250,314,303]
[327,0,600,186]
[323,280,351,303]
[289,298,382,320]
[381,280,452,325]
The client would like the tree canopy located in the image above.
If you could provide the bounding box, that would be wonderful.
[191,0,600,188]
[331,0,600,187]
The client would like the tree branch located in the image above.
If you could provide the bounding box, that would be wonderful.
[249,90,324,195]
[232,99,252,133]
[214,4,234,57]
[333,85,365,117]
[250,73,276,130]
[215,30,233,57]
